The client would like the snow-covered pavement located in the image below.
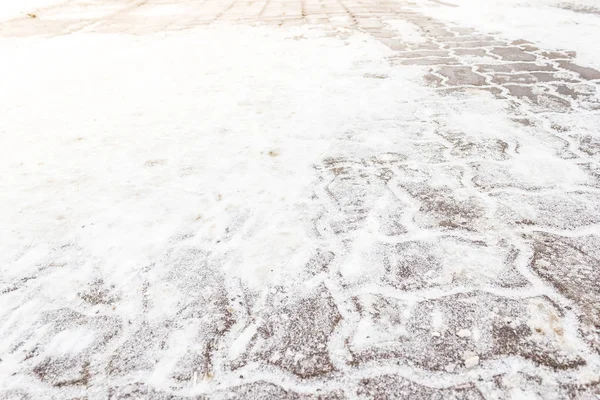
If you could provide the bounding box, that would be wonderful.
[1,0,600,398]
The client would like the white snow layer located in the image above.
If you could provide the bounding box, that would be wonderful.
[1,0,600,398]
[415,0,600,70]
[0,0,63,21]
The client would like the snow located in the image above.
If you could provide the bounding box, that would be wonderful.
[462,351,480,368]
[456,329,471,338]
[1,28,404,292]
[384,19,427,43]
[414,0,600,70]
[45,327,96,356]
[1,0,600,397]
[229,323,258,360]
[0,0,62,21]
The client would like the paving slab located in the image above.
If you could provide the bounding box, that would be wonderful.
[1,0,600,398]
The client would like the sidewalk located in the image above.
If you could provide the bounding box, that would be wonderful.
[1,0,599,398]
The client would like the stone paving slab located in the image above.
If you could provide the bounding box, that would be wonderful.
[1,0,600,398]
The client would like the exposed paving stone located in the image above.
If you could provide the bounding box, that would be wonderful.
[555,83,585,99]
[493,191,600,230]
[557,61,600,80]
[527,232,600,354]
[477,63,557,73]
[512,117,536,126]
[443,41,506,49]
[401,183,489,232]
[447,136,511,160]
[356,375,484,399]
[453,48,489,57]
[437,86,503,98]
[470,157,590,191]
[443,35,497,43]
[423,72,444,86]
[578,162,600,187]
[490,72,578,85]
[490,46,537,61]
[421,27,458,37]
[393,57,459,66]
[540,50,576,59]
[504,85,572,112]
[393,50,451,58]
[503,84,536,99]
[232,285,341,378]
[214,382,346,399]
[349,291,586,371]
[437,66,487,86]
[558,3,600,16]
[551,83,600,110]
[576,134,600,156]
[352,237,529,291]
[4,1,600,398]
[512,39,533,45]
[559,381,600,399]
[109,383,198,399]
[521,44,539,52]
[317,154,404,235]
[13,309,121,388]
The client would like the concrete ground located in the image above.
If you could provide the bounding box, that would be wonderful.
[1,0,600,398]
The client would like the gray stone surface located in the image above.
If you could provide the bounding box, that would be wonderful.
[2,0,600,398]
